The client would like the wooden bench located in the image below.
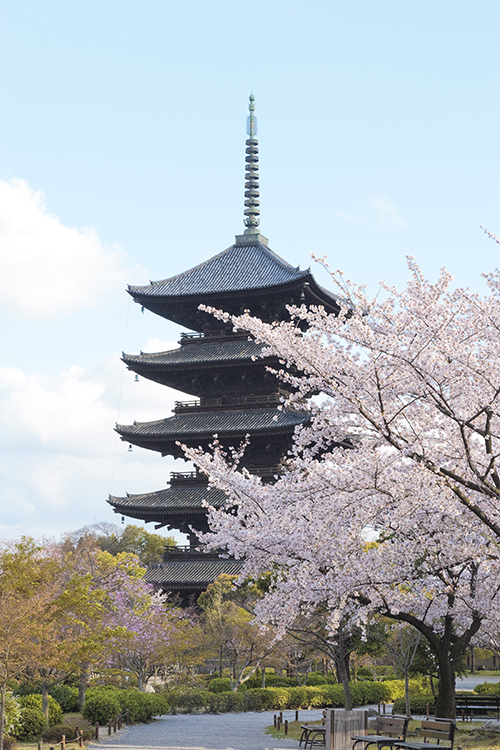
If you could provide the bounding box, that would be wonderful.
[300,723,326,749]
[455,694,500,720]
[379,719,455,750]
[351,715,410,750]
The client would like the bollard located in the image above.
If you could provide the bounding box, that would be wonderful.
[295,710,299,722]
[62,735,65,750]
[108,720,112,736]
[280,711,283,723]
[274,715,277,728]
[285,721,288,736]
[95,722,99,741]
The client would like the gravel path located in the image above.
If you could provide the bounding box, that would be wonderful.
[90,710,326,750]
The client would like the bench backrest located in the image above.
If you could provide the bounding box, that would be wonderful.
[372,716,409,738]
[420,720,455,747]
[455,695,499,706]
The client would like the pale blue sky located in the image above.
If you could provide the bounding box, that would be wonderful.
[0,0,499,540]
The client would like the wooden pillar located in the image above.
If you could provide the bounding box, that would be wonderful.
[325,709,368,750]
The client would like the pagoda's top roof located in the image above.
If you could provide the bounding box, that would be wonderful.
[108,486,227,515]
[145,559,244,588]
[117,407,307,441]
[129,241,309,299]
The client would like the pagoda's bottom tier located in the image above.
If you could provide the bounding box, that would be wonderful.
[145,558,244,600]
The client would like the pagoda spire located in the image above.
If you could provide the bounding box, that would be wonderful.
[243,94,260,234]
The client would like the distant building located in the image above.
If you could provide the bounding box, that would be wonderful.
[108,96,341,601]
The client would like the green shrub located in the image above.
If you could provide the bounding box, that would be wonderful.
[475,681,500,695]
[206,693,227,713]
[207,677,231,693]
[286,686,309,708]
[306,673,328,686]
[244,688,276,711]
[18,695,62,727]
[393,694,435,714]
[2,692,21,739]
[49,685,79,713]
[16,708,47,741]
[13,684,40,697]
[82,692,121,724]
[169,691,210,713]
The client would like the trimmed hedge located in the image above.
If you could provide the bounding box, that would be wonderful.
[474,681,500,695]
[15,708,46,741]
[164,679,405,714]
[393,694,436,714]
[17,695,62,727]
[49,686,79,713]
[82,693,121,724]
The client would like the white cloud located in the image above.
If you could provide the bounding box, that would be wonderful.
[0,357,185,540]
[368,193,406,228]
[0,178,144,318]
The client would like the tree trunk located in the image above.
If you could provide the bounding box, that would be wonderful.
[337,652,352,710]
[434,650,456,719]
[41,682,50,720]
[78,664,89,711]
[404,667,411,717]
[0,682,6,750]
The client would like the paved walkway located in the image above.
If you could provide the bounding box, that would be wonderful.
[91,710,326,750]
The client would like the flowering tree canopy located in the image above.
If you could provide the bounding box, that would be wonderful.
[186,256,500,718]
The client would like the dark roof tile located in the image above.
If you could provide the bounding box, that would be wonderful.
[117,408,308,438]
[123,340,266,367]
[129,242,309,298]
[145,559,244,587]
[108,487,227,514]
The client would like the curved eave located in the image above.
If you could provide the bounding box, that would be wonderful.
[128,274,341,329]
[116,408,308,445]
[145,559,244,589]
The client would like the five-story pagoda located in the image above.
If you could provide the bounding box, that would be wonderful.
[109,96,342,600]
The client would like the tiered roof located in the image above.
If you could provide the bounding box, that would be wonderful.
[109,95,337,600]
[127,240,341,329]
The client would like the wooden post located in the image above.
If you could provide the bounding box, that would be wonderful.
[95,722,99,741]
[295,710,299,722]
[113,716,117,733]
[325,709,368,750]
[285,720,288,736]
[62,735,65,750]
[38,741,42,750]
[274,715,277,728]
[108,720,112,735]
[78,731,83,748]
[280,711,283,723]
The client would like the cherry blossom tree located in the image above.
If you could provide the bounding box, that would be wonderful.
[185,252,500,719]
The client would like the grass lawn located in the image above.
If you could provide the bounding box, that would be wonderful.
[266,719,500,749]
